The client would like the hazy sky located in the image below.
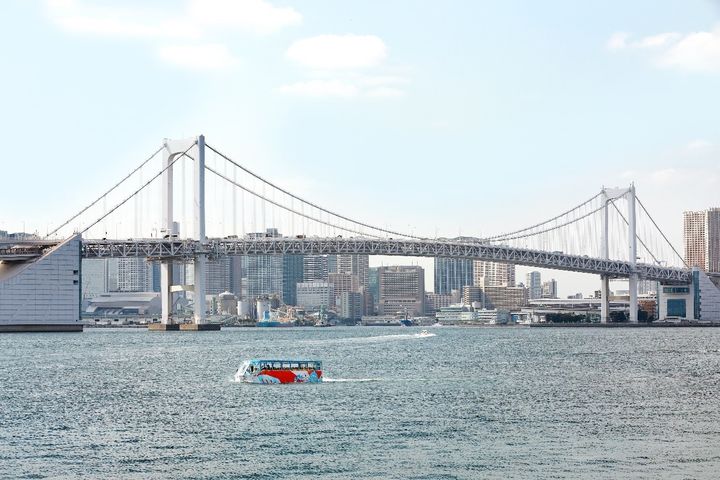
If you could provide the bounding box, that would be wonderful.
[1,0,719,296]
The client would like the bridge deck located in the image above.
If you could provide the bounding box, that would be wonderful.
[79,237,691,283]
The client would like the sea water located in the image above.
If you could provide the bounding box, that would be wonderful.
[1,326,720,479]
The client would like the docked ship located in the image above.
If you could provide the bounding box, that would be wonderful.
[361,314,414,327]
[235,359,323,384]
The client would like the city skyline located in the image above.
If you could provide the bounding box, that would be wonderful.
[1,0,719,298]
[4,4,720,478]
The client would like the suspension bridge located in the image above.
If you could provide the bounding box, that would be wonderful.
[2,134,715,331]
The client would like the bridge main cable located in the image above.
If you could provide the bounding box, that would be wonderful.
[206,143,427,240]
[482,191,603,242]
[46,145,164,238]
[636,195,689,268]
[78,142,196,236]
[205,165,383,239]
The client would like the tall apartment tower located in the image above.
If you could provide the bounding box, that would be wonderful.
[117,258,152,292]
[282,255,304,306]
[473,261,515,287]
[328,272,360,306]
[206,257,231,296]
[303,255,329,282]
[335,254,369,288]
[684,208,720,273]
[368,267,380,314]
[241,255,284,300]
[378,265,425,316]
[526,271,542,300]
[434,258,473,295]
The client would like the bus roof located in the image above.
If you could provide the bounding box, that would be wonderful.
[249,359,321,364]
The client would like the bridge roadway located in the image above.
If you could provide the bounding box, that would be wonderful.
[80,237,691,283]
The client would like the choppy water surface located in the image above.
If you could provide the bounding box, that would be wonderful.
[2,326,720,479]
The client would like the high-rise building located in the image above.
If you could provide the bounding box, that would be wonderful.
[368,267,380,314]
[336,254,369,288]
[107,258,119,292]
[339,291,363,320]
[230,256,243,297]
[462,285,482,306]
[481,285,528,311]
[282,255,304,306]
[117,258,152,292]
[303,255,329,282]
[434,258,473,295]
[242,255,284,300]
[541,279,558,299]
[232,229,287,303]
[327,255,337,276]
[296,282,334,310]
[151,261,161,293]
[206,257,231,296]
[328,272,359,306]
[378,265,425,316]
[684,208,720,273]
[526,271,542,300]
[473,261,515,287]
[425,292,453,314]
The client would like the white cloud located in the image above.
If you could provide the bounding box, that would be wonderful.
[608,31,680,50]
[659,27,720,72]
[157,44,240,70]
[281,34,407,98]
[357,75,408,87]
[46,0,301,70]
[607,32,629,50]
[286,35,387,69]
[278,79,408,99]
[365,86,405,98]
[187,0,301,34]
[47,0,200,39]
[278,80,359,97]
[607,25,720,72]
[636,32,681,48]
[687,139,713,151]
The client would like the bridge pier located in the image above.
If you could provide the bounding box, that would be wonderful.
[158,135,217,330]
[600,189,610,323]
[160,262,173,325]
[628,183,638,323]
[193,134,208,325]
[600,275,610,323]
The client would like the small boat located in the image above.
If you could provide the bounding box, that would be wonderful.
[235,359,323,384]
[418,329,432,337]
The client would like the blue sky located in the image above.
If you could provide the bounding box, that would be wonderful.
[1,0,719,295]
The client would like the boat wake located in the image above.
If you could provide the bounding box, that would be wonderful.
[323,378,379,383]
[303,332,436,346]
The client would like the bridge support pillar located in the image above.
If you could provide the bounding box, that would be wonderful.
[161,262,173,324]
[628,183,638,323]
[600,275,610,323]
[629,274,639,323]
[159,135,208,327]
[600,188,610,323]
[193,134,207,324]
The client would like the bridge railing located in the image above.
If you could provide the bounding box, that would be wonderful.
[80,236,691,283]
